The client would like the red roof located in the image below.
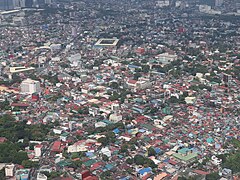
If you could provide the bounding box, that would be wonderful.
[0,137,7,143]
[128,79,137,84]
[90,162,104,171]
[193,170,210,175]
[84,176,98,180]
[52,141,61,152]
[142,173,151,180]
[168,159,177,165]
[11,103,29,107]
[35,144,43,148]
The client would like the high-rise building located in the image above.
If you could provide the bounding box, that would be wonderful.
[5,164,15,177]
[20,78,41,94]
[215,0,223,7]
[25,0,33,7]
[45,0,52,4]
[199,0,215,6]
[0,0,14,10]
[33,0,45,7]
[13,0,25,8]
[72,26,77,37]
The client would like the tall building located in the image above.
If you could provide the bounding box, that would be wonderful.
[0,0,14,10]
[33,0,45,7]
[72,26,77,37]
[25,0,33,7]
[45,0,52,4]
[5,164,15,177]
[20,78,41,94]
[13,0,25,8]
[199,0,215,6]
[215,0,223,6]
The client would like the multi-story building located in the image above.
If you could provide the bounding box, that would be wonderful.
[20,78,41,94]
[5,164,15,177]
[13,0,25,8]
[0,0,14,10]
[34,144,43,157]
[215,0,223,7]
[25,0,33,7]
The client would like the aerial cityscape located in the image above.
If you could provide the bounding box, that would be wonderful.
[0,0,239,180]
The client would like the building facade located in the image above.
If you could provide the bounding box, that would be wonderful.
[20,78,41,94]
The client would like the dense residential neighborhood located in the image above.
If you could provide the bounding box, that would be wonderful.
[0,0,240,180]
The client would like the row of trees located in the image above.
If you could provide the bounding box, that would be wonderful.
[126,154,157,169]
[0,142,28,165]
[0,114,50,142]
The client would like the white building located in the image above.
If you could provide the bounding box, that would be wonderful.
[156,52,178,65]
[50,44,61,51]
[68,144,87,153]
[34,144,43,157]
[215,0,223,7]
[45,0,52,4]
[109,113,123,122]
[100,147,111,157]
[20,78,41,94]
[199,5,211,13]
[37,173,48,180]
[156,0,170,7]
[13,0,25,8]
[5,164,15,177]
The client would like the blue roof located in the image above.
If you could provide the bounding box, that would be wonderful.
[215,143,221,149]
[151,99,158,104]
[85,152,94,157]
[154,147,161,154]
[128,64,141,69]
[163,158,169,163]
[138,129,146,133]
[138,167,152,175]
[207,138,214,143]
[105,164,114,170]
[113,128,120,134]
[128,129,133,133]
[119,177,131,180]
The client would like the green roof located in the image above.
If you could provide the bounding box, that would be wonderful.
[113,150,119,155]
[140,124,155,131]
[143,137,151,142]
[83,159,97,167]
[57,160,72,167]
[101,120,113,124]
[173,152,198,162]
[178,148,190,154]
[61,132,69,137]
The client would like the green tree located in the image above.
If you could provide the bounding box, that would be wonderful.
[148,147,156,156]
[110,91,120,101]
[120,144,128,153]
[110,82,119,89]
[126,158,134,165]
[142,65,150,73]
[102,154,109,161]
[134,155,145,165]
[133,72,141,80]
[13,151,28,164]
[22,160,38,168]
[0,169,5,180]
[71,152,79,159]
[223,151,240,173]
[29,143,38,150]
[206,172,220,180]
[100,171,111,180]
[97,137,109,146]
